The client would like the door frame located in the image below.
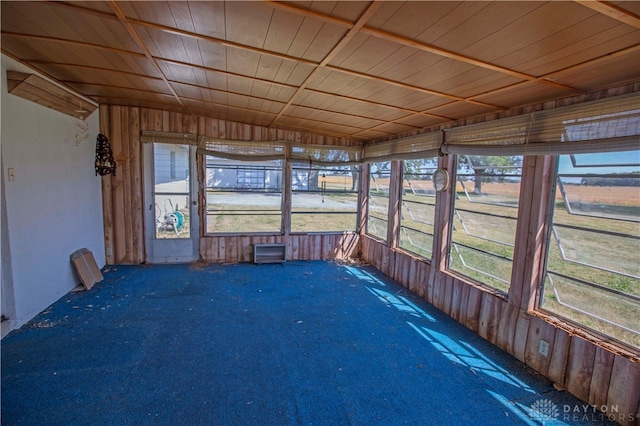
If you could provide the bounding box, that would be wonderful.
[143,142,199,263]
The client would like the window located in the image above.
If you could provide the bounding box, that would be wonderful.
[153,143,190,239]
[540,150,640,348]
[448,155,523,293]
[170,151,176,179]
[291,162,359,233]
[205,156,283,233]
[237,168,265,189]
[367,162,391,241]
[399,158,438,258]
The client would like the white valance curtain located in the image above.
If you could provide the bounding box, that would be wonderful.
[197,138,363,164]
[441,92,640,156]
[197,138,288,161]
[363,132,442,162]
[141,92,639,162]
[290,144,363,166]
[140,131,198,145]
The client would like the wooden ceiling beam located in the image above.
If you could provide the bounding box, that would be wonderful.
[574,0,640,29]
[360,26,534,82]
[25,2,533,112]
[162,57,451,123]
[268,0,581,94]
[3,31,449,124]
[269,1,385,126]
[157,58,298,91]
[106,0,184,108]
[326,64,505,111]
[25,59,164,81]
[305,88,453,121]
[172,79,409,129]
[264,1,353,29]
[542,43,640,80]
[130,19,318,67]
[1,31,146,58]
[58,80,174,97]
[138,19,501,111]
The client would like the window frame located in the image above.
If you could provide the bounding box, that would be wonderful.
[536,150,640,349]
[397,157,439,260]
[365,161,393,242]
[445,154,524,296]
[203,156,285,236]
[290,161,360,234]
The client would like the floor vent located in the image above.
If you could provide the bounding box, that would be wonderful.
[253,244,286,264]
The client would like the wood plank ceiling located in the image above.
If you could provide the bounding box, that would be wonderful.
[2,1,639,141]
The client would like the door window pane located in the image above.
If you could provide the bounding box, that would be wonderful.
[154,143,190,239]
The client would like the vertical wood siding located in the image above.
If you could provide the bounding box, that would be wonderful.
[361,235,639,425]
[99,105,361,264]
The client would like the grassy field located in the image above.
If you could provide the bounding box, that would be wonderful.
[206,175,359,234]
[202,177,639,347]
[449,181,639,347]
[380,179,639,347]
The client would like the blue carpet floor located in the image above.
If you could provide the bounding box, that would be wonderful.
[1,261,615,425]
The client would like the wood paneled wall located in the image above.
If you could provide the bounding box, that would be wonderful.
[99,105,361,264]
[99,106,144,264]
[358,85,640,425]
[200,233,360,264]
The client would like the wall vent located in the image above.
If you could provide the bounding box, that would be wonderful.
[253,244,286,264]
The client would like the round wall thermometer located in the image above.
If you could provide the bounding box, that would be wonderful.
[433,168,450,192]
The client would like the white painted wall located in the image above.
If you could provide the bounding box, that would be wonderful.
[1,55,105,337]
[154,143,189,184]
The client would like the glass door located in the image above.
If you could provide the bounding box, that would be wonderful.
[144,141,199,263]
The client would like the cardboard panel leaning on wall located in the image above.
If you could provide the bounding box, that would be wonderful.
[1,55,105,334]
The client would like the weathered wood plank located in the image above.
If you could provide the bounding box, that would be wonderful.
[449,279,463,322]
[523,315,556,377]
[455,280,470,327]
[607,354,640,426]
[442,274,453,316]
[589,346,615,409]
[431,273,443,311]
[6,71,97,119]
[478,292,502,346]
[509,155,537,309]
[513,311,531,363]
[120,107,134,263]
[565,336,596,402]
[218,236,226,262]
[465,286,482,333]
[547,327,570,386]
[128,107,144,263]
[109,106,127,263]
[416,262,428,299]
[99,105,115,265]
[496,302,519,354]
